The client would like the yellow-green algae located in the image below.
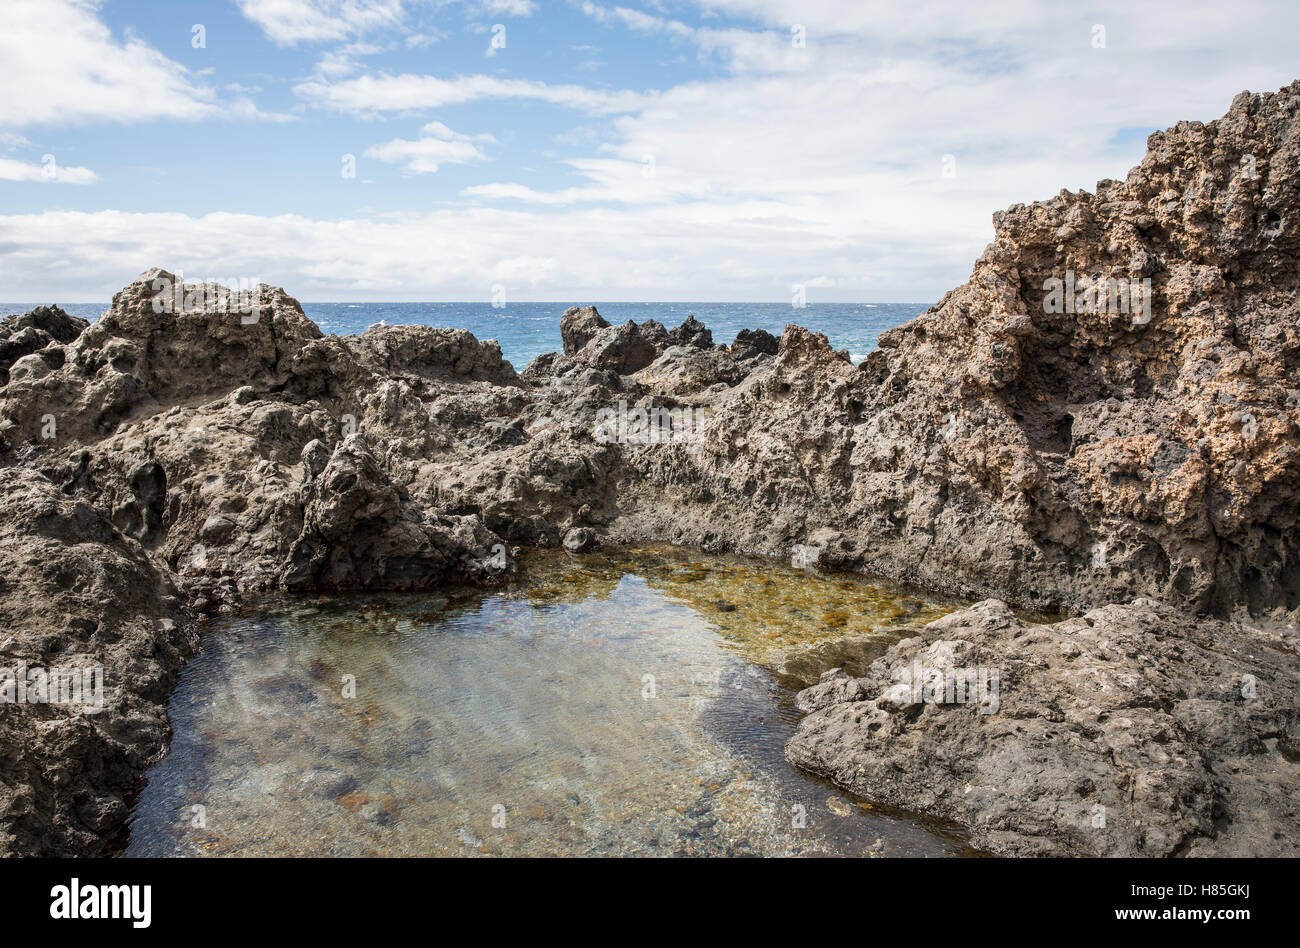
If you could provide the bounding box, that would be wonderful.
[510,543,970,668]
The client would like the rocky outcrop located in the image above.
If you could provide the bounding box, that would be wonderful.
[633,345,746,396]
[0,306,89,386]
[0,273,524,853]
[0,468,197,856]
[668,315,713,349]
[282,434,510,591]
[348,324,519,386]
[621,82,1300,620]
[573,317,672,375]
[552,306,722,379]
[786,599,1300,856]
[778,81,1300,856]
[560,305,609,355]
[0,270,520,589]
[729,327,779,362]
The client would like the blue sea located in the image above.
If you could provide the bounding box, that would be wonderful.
[3,301,929,370]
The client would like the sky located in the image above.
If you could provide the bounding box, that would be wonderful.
[0,0,1297,303]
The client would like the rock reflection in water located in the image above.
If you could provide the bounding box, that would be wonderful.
[125,545,974,857]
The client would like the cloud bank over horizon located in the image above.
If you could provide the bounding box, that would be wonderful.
[1,0,1298,302]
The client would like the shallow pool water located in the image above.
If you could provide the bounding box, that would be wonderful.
[125,545,977,857]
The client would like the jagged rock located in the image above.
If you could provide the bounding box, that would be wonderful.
[799,527,861,571]
[730,327,780,361]
[0,468,197,856]
[301,438,330,478]
[794,667,867,713]
[0,305,89,386]
[572,318,671,375]
[563,526,596,552]
[282,434,510,590]
[0,304,88,343]
[0,270,325,445]
[633,345,745,396]
[37,395,333,590]
[521,350,562,384]
[560,305,609,355]
[556,312,732,379]
[348,324,519,386]
[538,312,738,388]
[630,82,1300,617]
[668,315,713,349]
[786,598,1300,856]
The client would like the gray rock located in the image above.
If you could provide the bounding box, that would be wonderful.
[282,434,512,591]
[794,670,867,713]
[786,599,1300,856]
[668,315,713,349]
[730,327,779,361]
[0,468,197,856]
[560,305,609,355]
[0,305,89,385]
[573,318,671,375]
[563,527,596,553]
[301,438,330,478]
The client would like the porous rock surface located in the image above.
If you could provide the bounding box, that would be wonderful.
[783,81,1300,856]
[2,83,1299,856]
[787,600,1300,856]
[0,306,88,387]
[0,468,196,855]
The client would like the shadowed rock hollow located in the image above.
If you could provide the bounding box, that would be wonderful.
[1,82,1298,856]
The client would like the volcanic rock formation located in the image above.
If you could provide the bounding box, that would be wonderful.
[2,82,1299,856]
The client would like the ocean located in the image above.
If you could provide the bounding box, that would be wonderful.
[2,301,929,370]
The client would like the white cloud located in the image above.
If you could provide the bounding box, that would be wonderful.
[296,72,651,114]
[578,3,693,38]
[227,97,299,122]
[235,0,405,46]
[314,40,386,78]
[364,121,494,173]
[462,182,586,204]
[236,1,532,46]
[0,0,298,127]
[0,203,955,301]
[0,157,97,184]
[474,0,537,14]
[443,1,1300,301]
[405,32,443,48]
[0,0,218,126]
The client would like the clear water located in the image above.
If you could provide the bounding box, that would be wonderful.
[2,301,927,370]
[124,545,976,858]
